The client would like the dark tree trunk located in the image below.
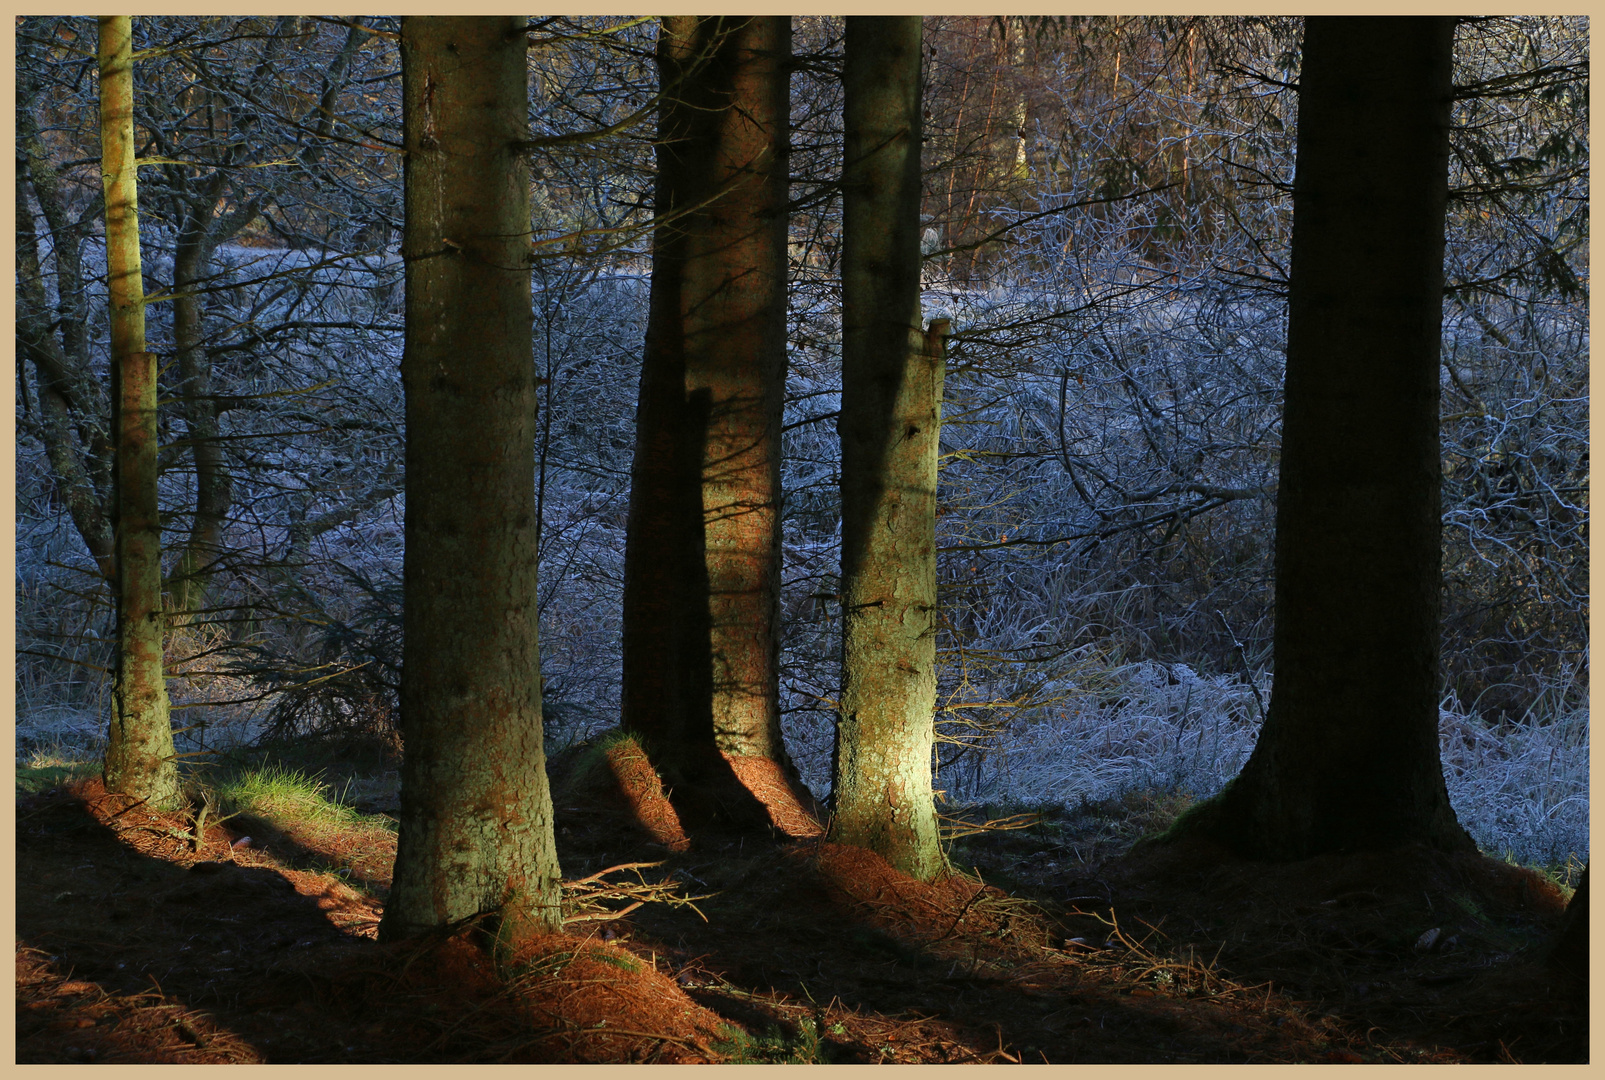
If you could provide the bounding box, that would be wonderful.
[167,227,232,624]
[99,16,182,811]
[1189,17,1473,859]
[15,161,116,581]
[1549,863,1588,985]
[829,16,946,881]
[380,16,563,947]
[16,62,118,582]
[620,16,792,827]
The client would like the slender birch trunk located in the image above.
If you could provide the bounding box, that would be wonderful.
[99,15,181,811]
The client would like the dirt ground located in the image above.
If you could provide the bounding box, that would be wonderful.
[15,738,1587,1064]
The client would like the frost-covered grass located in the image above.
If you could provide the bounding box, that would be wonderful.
[1439,698,1590,870]
[868,660,1588,870]
[947,662,1264,812]
[18,650,1586,870]
[16,704,107,765]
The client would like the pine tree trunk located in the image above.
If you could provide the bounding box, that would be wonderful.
[1192,17,1473,859]
[621,16,792,820]
[830,16,947,882]
[1548,863,1588,985]
[98,16,181,811]
[380,16,563,947]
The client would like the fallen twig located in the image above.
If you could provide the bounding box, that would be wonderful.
[938,810,1042,840]
[562,861,711,925]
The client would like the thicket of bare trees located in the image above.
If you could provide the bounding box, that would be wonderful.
[15,16,1589,870]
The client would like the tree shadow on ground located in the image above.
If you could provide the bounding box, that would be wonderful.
[16,778,727,1063]
[16,781,376,1061]
[17,771,1583,1064]
[550,748,1585,1063]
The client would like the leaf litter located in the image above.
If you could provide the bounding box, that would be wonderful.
[14,739,1585,1063]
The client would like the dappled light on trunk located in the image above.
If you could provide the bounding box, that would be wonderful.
[621,16,795,798]
[380,16,563,948]
[830,17,946,882]
[98,15,182,812]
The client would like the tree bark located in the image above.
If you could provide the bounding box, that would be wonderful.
[380,16,563,947]
[830,16,947,882]
[1186,17,1473,858]
[620,16,792,825]
[1548,863,1587,986]
[98,16,182,811]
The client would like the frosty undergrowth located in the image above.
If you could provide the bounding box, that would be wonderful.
[17,644,1588,871]
[783,660,1589,870]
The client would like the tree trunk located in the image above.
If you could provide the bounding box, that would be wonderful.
[1185,17,1473,858]
[380,16,563,947]
[167,225,231,625]
[1548,863,1587,985]
[830,16,947,882]
[620,16,792,825]
[98,16,182,811]
[1547,860,1585,994]
[15,163,116,581]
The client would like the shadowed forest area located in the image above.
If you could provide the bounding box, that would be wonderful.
[15,15,1588,1063]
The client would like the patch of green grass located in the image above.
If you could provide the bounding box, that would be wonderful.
[196,759,397,896]
[16,760,98,794]
[1499,850,1584,901]
[1112,787,1200,841]
[213,762,373,830]
[1450,892,1488,921]
[549,727,651,801]
[583,946,641,974]
[1138,783,1230,850]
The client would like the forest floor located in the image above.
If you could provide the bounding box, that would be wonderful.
[15,732,1586,1064]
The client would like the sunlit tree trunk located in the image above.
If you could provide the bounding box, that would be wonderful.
[621,16,792,822]
[830,16,947,882]
[380,16,563,947]
[98,16,182,811]
[1183,17,1473,858]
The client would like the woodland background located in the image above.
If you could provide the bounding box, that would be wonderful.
[15,14,1588,870]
